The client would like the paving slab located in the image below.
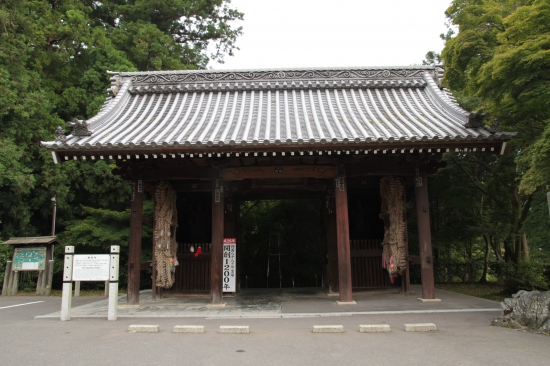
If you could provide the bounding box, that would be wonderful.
[35,285,500,319]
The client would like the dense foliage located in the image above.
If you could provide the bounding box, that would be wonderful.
[424,0,550,290]
[0,0,242,287]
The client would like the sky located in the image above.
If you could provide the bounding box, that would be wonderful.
[210,0,452,70]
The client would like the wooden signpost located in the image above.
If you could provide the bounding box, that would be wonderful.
[1,237,57,296]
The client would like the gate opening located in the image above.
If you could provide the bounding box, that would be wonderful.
[239,199,324,289]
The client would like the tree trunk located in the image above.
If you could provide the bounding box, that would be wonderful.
[479,234,490,283]
[521,233,530,260]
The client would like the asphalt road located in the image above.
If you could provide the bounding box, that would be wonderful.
[0,296,548,366]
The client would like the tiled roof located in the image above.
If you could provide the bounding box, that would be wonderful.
[41,67,511,153]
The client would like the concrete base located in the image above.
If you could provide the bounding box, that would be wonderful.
[219,325,249,334]
[417,298,441,302]
[404,323,436,332]
[313,325,344,333]
[119,304,141,309]
[173,325,204,333]
[337,301,357,305]
[359,324,391,333]
[128,325,159,333]
[207,303,227,308]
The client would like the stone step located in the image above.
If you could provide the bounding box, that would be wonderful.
[312,325,344,333]
[404,323,436,332]
[218,325,249,334]
[128,325,160,333]
[359,324,391,333]
[173,325,204,333]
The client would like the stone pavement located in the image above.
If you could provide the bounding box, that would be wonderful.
[36,285,500,319]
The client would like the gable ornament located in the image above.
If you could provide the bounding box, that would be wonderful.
[66,118,92,137]
[55,126,66,141]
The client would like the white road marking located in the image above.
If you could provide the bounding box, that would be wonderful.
[0,301,45,310]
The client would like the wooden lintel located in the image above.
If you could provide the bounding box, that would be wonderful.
[141,169,211,181]
[346,164,416,177]
[222,165,335,180]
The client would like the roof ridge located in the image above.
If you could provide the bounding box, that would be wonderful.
[109,65,436,77]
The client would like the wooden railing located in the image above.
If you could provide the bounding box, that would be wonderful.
[350,239,392,288]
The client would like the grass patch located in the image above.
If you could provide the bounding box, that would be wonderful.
[436,283,508,302]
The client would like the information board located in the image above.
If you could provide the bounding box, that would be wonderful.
[72,254,110,281]
[12,247,47,271]
[222,238,236,292]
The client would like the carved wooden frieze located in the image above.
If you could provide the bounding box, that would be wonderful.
[128,68,428,85]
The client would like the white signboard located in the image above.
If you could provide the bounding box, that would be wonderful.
[72,254,110,281]
[222,238,236,292]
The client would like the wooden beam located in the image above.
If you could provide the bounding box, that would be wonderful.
[127,179,143,305]
[141,168,211,181]
[210,171,224,304]
[222,165,335,180]
[346,164,416,177]
[334,166,353,302]
[415,167,435,299]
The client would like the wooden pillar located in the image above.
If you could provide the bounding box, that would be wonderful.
[415,167,435,299]
[210,172,224,304]
[127,179,143,305]
[334,165,353,302]
[324,184,339,294]
[402,182,411,295]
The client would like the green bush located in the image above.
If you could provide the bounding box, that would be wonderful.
[503,260,549,294]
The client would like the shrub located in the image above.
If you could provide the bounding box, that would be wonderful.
[502,260,549,294]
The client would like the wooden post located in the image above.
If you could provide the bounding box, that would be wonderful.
[2,261,12,296]
[334,165,353,303]
[35,270,44,296]
[224,185,237,291]
[402,180,411,295]
[210,171,224,304]
[45,260,54,296]
[324,185,339,294]
[127,178,144,305]
[415,167,435,299]
[11,271,19,296]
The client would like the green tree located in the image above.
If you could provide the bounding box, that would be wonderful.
[0,0,243,289]
[439,0,550,265]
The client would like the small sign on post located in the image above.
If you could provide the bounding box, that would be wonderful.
[222,238,236,293]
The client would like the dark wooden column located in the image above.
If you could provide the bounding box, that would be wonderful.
[415,167,435,299]
[127,179,143,305]
[210,171,224,304]
[324,183,339,294]
[334,165,353,302]
[224,184,238,291]
[402,181,411,295]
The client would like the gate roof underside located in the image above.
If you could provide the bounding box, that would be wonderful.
[41,66,514,159]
